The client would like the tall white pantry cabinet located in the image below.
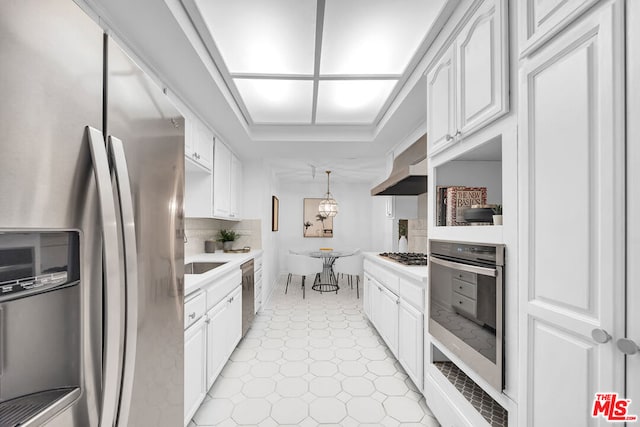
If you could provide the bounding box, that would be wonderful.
[518,0,638,426]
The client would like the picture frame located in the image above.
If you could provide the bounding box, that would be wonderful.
[303,198,333,238]
[272,196,279,231]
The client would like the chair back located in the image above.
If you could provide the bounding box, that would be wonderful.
[288,253,322,276]
[333,251,363,276]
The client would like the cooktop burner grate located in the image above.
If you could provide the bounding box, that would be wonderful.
[379,252,428,266]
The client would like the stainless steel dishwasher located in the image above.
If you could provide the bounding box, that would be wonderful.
[241,259,255,336]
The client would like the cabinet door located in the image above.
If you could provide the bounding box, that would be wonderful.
[518,0,600,56]
[363,274,373,318]
[519,2,625,426]
[426,45,456,156]
[184,115,195,161]
[213,140,231,217]
[197,124,214,171]
[399,300,424,390]
[230,154,241,219]
[456,0,508,137]
[377,285,399,356]
[227,286,242,350]
[206,299,228,389]
[184,318,207,426]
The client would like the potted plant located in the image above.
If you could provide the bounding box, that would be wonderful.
[492,204,503,225]
[217,229,239,251]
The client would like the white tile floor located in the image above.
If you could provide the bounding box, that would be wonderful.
[189,275,440,427]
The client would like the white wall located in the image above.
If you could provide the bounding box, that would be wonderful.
[243,159,280,304]
[275,180,375,274]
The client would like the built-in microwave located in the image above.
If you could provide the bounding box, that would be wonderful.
[428,239,505,390]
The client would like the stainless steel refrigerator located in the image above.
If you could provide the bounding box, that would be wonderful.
[0,0,185,426]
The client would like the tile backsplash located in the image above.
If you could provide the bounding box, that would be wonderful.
[184,218,262,258]
[408,218,427,253]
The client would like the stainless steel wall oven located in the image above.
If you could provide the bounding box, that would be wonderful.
[429,239,505,390]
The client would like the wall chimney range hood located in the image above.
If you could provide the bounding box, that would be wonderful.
[371,134,427,196]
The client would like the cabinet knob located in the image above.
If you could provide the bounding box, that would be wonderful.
[188,312,196,319]
[591,328,612,344]
[617,338,640,355]
[205,318,211,324]
[454,130,462,137]
[445,134,453,142]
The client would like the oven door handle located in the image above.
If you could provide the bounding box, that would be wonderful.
[429,256,498,277]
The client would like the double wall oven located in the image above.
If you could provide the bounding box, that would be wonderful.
[429,239,505,390]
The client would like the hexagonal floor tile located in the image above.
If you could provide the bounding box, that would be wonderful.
[367,360,397,376]
[207,377,243,398]
[271,397,308,425]
[256,349,283,361]
[339,360,367,377]
[192,398,233,425]
[309,377,341,397]
[283,348,308,361]
[309,348,334,361]
[384,396,425,423]
[242,378,276,398]
[280,361,309,377]
[250,361,280,378]
[342,377,375,396]
[361,347,388,361]
[309,397,347,423]
[220,361,251,378]
[374,376,409,396]
[275,377,308,397]
[335,348,361,361]
[310,361,338,377]
[231,398,271,424]
[346,397,385,423]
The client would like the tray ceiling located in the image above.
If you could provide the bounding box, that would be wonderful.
[185,0,447,127]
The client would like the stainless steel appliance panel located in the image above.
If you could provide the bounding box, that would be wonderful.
[241,260,255,337]
[0,1,105,425]
[106,38,185,427]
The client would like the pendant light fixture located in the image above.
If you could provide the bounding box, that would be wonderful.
[318,170,338,217]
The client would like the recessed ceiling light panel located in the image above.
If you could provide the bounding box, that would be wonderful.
[235,79,313,123]
[194,0,317,75]
[320,0,446,75]
[315,80,397,123]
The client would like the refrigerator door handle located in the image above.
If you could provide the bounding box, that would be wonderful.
[86,126,123,427]
[108,135,139,427]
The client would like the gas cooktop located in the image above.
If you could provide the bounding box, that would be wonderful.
[379,252,428,266]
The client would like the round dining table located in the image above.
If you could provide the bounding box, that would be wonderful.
[291,249,357,293]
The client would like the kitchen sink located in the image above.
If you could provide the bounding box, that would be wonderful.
[184,262,227,274]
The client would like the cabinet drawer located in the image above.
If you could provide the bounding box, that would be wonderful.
[399,277,425,312]
[255,268,262,283]
[364,260,400,294]
[254,255,263,271]
[452,292,476,317]
[206,269,242,310]
[452,278,477,300]
[184,292,206,329]
[452,270,476,284]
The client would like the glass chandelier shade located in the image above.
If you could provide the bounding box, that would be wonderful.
[318,171,338,217]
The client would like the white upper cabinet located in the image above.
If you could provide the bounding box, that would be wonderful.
[230,154,242,219]
[426,46,456,153]
[427,0,508,157]
[519,1,625,425]
[185,118,214,171]
[518,0,600,57]
[213,140,231,218]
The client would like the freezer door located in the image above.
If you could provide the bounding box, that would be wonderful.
[106,38,185,427]
[0,0,104,426]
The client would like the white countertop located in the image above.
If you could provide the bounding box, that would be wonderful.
[363,252,428,283]
[184,250,263,296]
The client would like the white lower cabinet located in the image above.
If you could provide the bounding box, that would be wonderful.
[398,300,424,390]
[184,317,207,426]
[205,299,227,389]
[184,280,242,426]
[364,260,426,391]
[376,284,399,356]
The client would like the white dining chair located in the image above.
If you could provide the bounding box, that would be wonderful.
[333,251,363,298]
[286,253,322,299]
